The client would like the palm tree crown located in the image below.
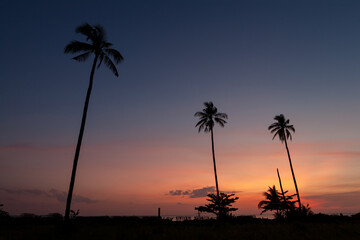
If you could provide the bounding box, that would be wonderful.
[64,23,123,76]
[268,114,295,143]
[195,102,228,132]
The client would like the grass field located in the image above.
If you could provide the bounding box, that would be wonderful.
[1,215,360,240]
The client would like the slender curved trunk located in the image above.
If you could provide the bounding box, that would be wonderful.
[210,128,220,198]
[284,138,301,209]
[210,128,221,219]
[65,55,99,221]
[277,168,286,202]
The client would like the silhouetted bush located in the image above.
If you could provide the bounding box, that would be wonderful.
[195,193,239,219]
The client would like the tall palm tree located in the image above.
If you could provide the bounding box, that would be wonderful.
[268,114,301,209]
[194,102,228,199]
[64,23,123,221]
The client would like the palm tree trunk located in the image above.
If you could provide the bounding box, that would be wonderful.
[277,168,286,202]
[210,128,220,198]
[65,55,98,221]
[284,138,302,209]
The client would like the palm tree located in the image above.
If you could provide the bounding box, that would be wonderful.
[64,23,123,221]
[194,102,228,199]
[258,185,283,216]
[268,114,301,209]
[258,185,295,218]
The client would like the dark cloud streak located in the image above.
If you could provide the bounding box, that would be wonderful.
[0,188,97,204]
[168,187,242,198]
[306,191,360,208]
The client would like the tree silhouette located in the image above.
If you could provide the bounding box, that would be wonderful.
[64,23,123,221]
[268,114,301,209]
[195,102,227,199]
[258,185,295,219]
[195,193,238,219]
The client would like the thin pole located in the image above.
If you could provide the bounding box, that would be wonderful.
[277,168,286,202]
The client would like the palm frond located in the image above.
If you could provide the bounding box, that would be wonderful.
[272,131,279,140]
[286,129,292,140]
[268,122,278,130]
[258,200,269,208]
[103,54,119,77]
[97,53,104,68]
[94,25,105,41]
[64,41,94,54]
[75,23,94,40]
[214,118,226,127]
[194,112,206,117]
[103,42,112,48]
[215,112,228,119]
[72,51,91,62]
[104,48,124,64]
[288,125,295,133]
[270,127,280,134]
[197,123,205,132]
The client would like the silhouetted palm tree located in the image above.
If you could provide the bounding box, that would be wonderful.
[268,114,301,209]
[195,102,227,198]
[64,23,123,221]
[258,185,283,216]
[258,185,295,219]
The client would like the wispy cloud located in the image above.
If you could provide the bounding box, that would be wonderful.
[305,191,360,208]
[168,186,241,198]
[48,189,97,204]
[168,186,215,198]
[0,188,97,204]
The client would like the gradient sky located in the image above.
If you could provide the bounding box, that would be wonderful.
[1,0,360,217]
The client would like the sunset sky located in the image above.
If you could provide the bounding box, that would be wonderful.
[1,0,360,217]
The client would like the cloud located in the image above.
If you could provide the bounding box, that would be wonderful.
[188,186,215,198]
[168,186,241,198]
[165,186,241,198]
[305,191,360,208]
[1,188,50,197]
[169,190,183,196]
[49,189,97,204]
[0,188,97,204]
[168,186,215,198]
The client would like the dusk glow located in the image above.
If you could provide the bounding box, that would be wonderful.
[1,0,360,218]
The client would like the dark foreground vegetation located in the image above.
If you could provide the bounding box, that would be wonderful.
[1,214,360,240]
